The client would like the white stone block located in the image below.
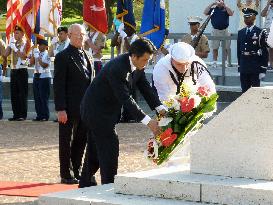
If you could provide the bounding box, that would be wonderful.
[191,87,273,180]
[38,184,206,205]
[114,165,200,201]
[202,177,273,205]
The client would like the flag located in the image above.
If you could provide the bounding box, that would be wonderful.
[6,0,22,42]
[40,0,62,36]
[19,0,41,54]
[140,0,165,49]
[83,0,108,34]
[116,0,136,30]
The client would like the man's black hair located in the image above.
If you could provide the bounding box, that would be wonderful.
[129,38,156,57]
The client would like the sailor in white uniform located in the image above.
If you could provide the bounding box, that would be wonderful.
[153,42,216,102]
[153,42,216,165]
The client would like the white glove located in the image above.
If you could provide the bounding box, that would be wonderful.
[53,50,58,56]
[259,73,266,80]
[51,37,58,45]
[9,36,15,45]
[118,23,124,33]
[119,30,127,39]
[33,48,40,58]
[9,37,18,52]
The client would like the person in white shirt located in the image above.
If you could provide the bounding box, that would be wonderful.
[153,42,216,102]
[4,25,28,121]
[30,39,51,121]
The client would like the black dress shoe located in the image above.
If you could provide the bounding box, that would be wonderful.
[61,177,79,184]
[40,118,48,121]
[78,176,97,188]
[32,117,41,121]
[8,117,17,121]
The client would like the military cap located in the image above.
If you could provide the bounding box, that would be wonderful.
[187,16,203,24]
[57,26,68,33]
[14,25,23,31]
[37,38,48,46]
[243,8,258,17]
[170,42,195,63]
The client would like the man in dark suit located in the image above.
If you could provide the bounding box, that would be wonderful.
[237,8,268,93]
[54,24,94,184]
[79,38,166,187]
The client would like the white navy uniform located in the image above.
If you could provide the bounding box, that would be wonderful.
[33,50,51,120]
[153,54,216,101]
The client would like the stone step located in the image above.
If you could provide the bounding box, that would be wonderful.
[38,184,212,205]
[114,165,273,205]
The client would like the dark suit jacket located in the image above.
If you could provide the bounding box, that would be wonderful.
[54,44,95,119]
[81,53,161,129]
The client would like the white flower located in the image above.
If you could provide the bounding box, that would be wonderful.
[158,117,173,127]
[191,95,201,108]
[172,99,180,110]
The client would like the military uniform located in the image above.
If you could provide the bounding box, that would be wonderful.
[8,26,28,120]
[84,31,106,75]
[153,42,216,101]
[182,16,210,59]
[182,34,210,56]
[237,8,268,92]
[32,39,51,121]
[49,39,70,57]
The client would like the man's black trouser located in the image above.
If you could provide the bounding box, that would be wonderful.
[59,117,87,179]
[79,123,119,187]
[10,68,28,119]
[240,73,260,93]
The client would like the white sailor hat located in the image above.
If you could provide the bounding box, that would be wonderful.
[170,42,195,63]
[187,16,203,24]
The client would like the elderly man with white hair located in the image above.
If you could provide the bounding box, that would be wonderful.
[53,23,95,184]
[153,42,216,102]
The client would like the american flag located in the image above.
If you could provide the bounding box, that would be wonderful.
[19,0,41,54]
[6,0,22,42]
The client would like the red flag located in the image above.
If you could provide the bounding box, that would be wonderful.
[6,0,21,42]
[83,0,108,34]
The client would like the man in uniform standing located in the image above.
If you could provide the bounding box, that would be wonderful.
[84,26,106,75]
[4,25,28,121]
[30,39,51,121]
[181,16,210,59]
[49,26,70,58]
[237,8,268,93]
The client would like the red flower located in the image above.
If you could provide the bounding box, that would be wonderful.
[180,97,195,113]
[160,128,177,147]
[198,86,210,96]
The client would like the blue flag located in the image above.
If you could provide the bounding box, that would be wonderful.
[140,0,165,49]
[116,0,136,30]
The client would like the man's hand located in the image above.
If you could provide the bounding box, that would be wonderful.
[147,119,161,136]
[51,37,58,45]
[9,42,18,52]
[57,110,68,124]
[33,48,39,58]
[259,73,266,80]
